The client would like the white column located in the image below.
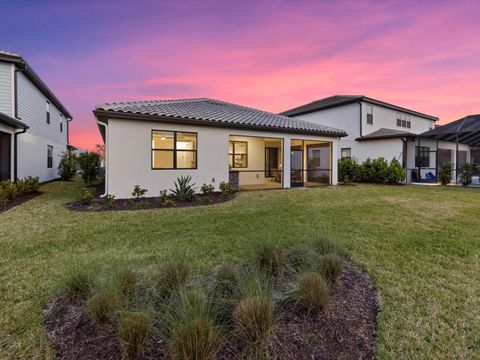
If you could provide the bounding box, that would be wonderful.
[331,139,338,185]
[283,136,291,188]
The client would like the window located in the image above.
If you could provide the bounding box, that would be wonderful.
[60,114,63,132]
[229,141,248,168]
[402,120,407,128]
[341,148,351,160]
[47,145,53,168]
[151,130,197,169]
[407,121,411,129]
[366,104,373,124]
[46,101,50,124]
[397,114,412,128]
[397,119,402,127]
[415,146,430,168]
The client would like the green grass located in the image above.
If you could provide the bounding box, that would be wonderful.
[0,178,479,359]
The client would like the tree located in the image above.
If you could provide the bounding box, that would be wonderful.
[77,152,101,185]
[57,150,77,181]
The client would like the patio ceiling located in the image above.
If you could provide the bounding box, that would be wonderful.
[420,115,480,146]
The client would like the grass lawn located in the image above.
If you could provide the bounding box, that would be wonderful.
[0,178,479,359]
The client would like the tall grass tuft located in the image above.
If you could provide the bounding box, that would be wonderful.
[87,291,118,325]
[257,244,286,276]
[213,263,240,297]
[317,253,344,285]
[314,236,336,255]
[116,268,139,301]
[165,289,219,360]
[155,262,189,298]
[285,244,319,272]
[294,272,329,312]
[117,311,152,359]
[61,267,94,300]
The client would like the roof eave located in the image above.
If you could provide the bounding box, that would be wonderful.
[280,98,361,117]
[93,109,347,138]
[356,133,415,141]
[0,112,29,129]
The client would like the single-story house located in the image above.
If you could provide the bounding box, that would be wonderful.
[281,95,473,183]
[0,51,72,182]
[94,98,347,198]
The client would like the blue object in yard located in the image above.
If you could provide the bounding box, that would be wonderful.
[425,172,436,181]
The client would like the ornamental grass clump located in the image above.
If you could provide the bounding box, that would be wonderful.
[166,289,219,360]
[317,253,344,285]
[155,262,189,298]
[213,263,240,297]
[116,268,140,302]
[87,291,118,325]
[117,311,152,360]
[257,244,286,276]
[314,236,336,255]
[294,272,329,312]
[61,267,94,300]
[285,244,319,272]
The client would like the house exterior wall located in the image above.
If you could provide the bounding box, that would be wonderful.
[105,118,339,198]
[0,123,15,181]
[0,61,13,116]
[16,71,68,181]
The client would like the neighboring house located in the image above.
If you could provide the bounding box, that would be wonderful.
[0,51,72,182]
[94,98,346,198]
[281,95,472,182]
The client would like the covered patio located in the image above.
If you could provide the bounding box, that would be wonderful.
[414,115,480,184]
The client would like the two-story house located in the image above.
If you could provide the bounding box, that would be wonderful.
[281,95,472,182]
[0,51,72,182]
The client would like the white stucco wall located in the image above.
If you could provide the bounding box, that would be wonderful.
[105,118,339,198]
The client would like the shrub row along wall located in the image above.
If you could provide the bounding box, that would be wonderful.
[338,157,405,184]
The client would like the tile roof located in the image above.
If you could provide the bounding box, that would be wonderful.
[95,98,347,137]
[356,128,415,141]
[281,95,438,121]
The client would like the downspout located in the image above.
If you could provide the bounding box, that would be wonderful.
[455,116,468,184]
[96,120,108,197]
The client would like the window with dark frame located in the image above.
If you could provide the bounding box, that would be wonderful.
[415,146,430,168]
[60,114,63,132]
[397,119,402,126]
[229,141,248,168]
[366,104,373,124]
[151,130,197,169]
[407,121,411,128]
[46,101,50,124]
[341,147,351,160]
[47,145,53,168]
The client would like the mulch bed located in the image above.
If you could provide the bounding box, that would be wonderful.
[0,192,42,213]
[43,261,379,359]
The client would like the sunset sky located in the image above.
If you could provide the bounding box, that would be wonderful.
[1,0,479,150]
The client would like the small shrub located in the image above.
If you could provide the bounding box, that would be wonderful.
[387,157,406,184]
[438,163,452,185]
[0,180,17,200]
[159,190,168,203]
[171,175,196,201]
[167,289,219,360]
[0,192,7,207]
[459,163,473,186]
[57,150,77,180]
[317,254,344,285]
[155,262,189,297]
[257,244,286,276]
[294,272,329,312]
[20,176,40,193]
[81,190,94,205]
[77,152,101,186]
[117,311,152,360]
[338,158,358,183]
[163,198,176,207]
[104,194,115,209]
[87,291,118,325]
[131,185,148,199]
[62,268,93,300]
[219,181,234,199]
[214,263,240,297]
[233,296,273,353]
[201,183,215,197]
[314,236,336,255]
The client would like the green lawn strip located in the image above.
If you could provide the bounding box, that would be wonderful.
[0,179,479,358]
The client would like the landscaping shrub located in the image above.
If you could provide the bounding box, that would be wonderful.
[131,185,148,199]
[317,253,344,285]
[201,183,215,204]
[117,311,152,359]
[61,268,94,300]
[87,291,118,325]
[387,157,406,184]
[0,180,17,200]
[77,152,101,185]
[104,194,115,209]
[459,163,473,186]
[257,244,286,276]
[57,150,77,180]
[164,198,176,207]
[155,262,189,297]
[16,176,40,194]
[233,296,273,354]
[171,175,196,202]
[294,272,329,312]
[219,181,234,199]
[438,163,452,185]
[167,289,219,360]
[338,158,358,183]
[81,190,94,205]
[213,263,240,297]
[314,236,336,255]
[159,190,168,204]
